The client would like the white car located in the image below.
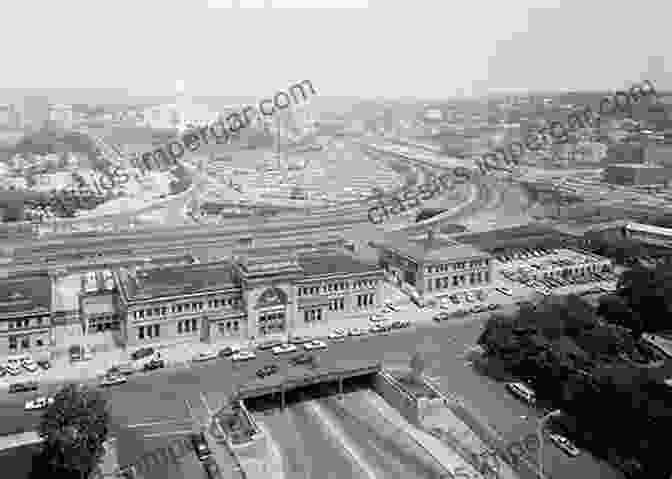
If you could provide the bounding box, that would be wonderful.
[497,287,513,296]
[328,330,347,341]
[369,314,386,323]
[348,328,365,336]
[192,351,218,362]
[100,374,127,387]
[304,340,327,351]
[24,396,54,411]
[272,344,298,355]
[22,359,38,373]
[548,433,580,457]
[232,350,257,362]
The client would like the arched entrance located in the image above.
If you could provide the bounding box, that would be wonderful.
[256,287,288,337]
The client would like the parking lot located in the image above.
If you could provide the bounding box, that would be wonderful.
[493,247,619,298]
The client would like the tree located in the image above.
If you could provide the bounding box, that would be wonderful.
[36,383,110,479]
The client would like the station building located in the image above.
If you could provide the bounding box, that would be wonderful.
[115,248,384,346]
[0,273,52,357]
[372,230,493,299]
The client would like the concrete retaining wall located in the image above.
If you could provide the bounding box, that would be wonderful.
[372,370,420,425]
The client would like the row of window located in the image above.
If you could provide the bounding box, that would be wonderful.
[218,321,240,334]
[7,318,45,329]
[356,293,375,308]
[133,297,241,319]
[297,279,378,297]
[259,312,286,325]
[138,324,160,340]
[352,280,377,290]
[177,319,198,334]
[259,313,286,335]
[329,297,345,311]
[304,308,323,323]
[426,260,490,274]
[9,335,45,350]
[427,271,490,291]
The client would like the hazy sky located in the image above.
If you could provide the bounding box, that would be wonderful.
[4,0,670,99]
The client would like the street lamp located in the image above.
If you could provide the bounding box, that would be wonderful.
[538,409,561,478]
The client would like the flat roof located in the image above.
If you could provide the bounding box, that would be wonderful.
[297,250,381,277]
[0,274,51,316]
[607,163,666,169]
[119,261,239,302]
[375,234,490,263]
[450,224,574,251]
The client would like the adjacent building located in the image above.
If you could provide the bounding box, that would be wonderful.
[0,274,52,357]
[372,230,493,299]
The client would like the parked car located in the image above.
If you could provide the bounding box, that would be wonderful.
[6,362,21,376]
[256,364,279,378]
[202,456,221,479]
[304,340,327,351]
[328,329,347,341]
[111,362,136,376]
[190,432,212,461]
[394,320,410,328]
[22,358,38,373]
[385,302,399,312]
[100,373,127,387]
[464,292,475,303]
[143,359,165,371]
[506,382,536,404]
[257,339,283,351]
[434,312,450,322]
[131,347,155,361]
[497,287,513,296]
[24,396,54,411]
[488,303,500,311]
[9,381,38,393]
[548,433,580,457]
[289,336,311,345]
[272,343,297,355]
[232,350,256,362]
[369,314,386,323]
[369,324,388,334]
[193,351,218,362]
[290,353,314,365]
[219,346,241,357]
[449,295,460,304]
[0,366,5,377]
[348,328,365,336]
[37,359,51,370]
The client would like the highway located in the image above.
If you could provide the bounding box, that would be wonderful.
[0,316,625,479]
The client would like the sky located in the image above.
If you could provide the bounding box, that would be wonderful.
[2,0,670,101]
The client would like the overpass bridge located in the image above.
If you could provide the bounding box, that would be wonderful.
[235,362,382,410]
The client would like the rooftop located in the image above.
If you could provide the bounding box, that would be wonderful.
[0,274,51,316]
[375,233,490,263]
[119,261,238,302]
[297,250,381,277]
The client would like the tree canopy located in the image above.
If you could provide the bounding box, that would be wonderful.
[34,383,110,479]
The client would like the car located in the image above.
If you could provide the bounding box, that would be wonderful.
[100,374,127,387]
[506,382,536,404]
[289,336,312,345]
[290,353,314,365]
[6,363,21,376]
[385,302,399,312]
[369,314,386,323]
[24,396,55,411]
[272,343,298,355]
[257,339,283,351]
[497,287,513,296]
[434,312,451,322]
[22,358,38,373]
[488,303,500,311]
[304,340,327,351]
[143,358,165,371]
[328,329,347,341]
[111,362,136,376]
[453,309,468,317]
[256,364,279,378]
[396,320,411,328]
[218,345,240,357]
[37,359,51,370]
[193,351,218,362]
[369,324,388,334]
[190,432,212,461]
[472,305,488,314]
[202,456,221,479]
[232,350,257,362]
[0,366,5,377]
[476,290,486,301]
[449,295,460,304]
[548,433,580,457]
[464,293,475,303]
[348,328,365,336]
[9,381,38,393]
[131,347,155,361]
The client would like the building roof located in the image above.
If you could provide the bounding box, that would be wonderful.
[449,224,573,251]
[297,250,381,277]
[0,274,51,316]
[606,163,665,169]
[118,261,239,302]
[375,233,489,263]
[626,222,672,238]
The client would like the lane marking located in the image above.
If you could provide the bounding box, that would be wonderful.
[125,419,190,428]
[143,429,194,438]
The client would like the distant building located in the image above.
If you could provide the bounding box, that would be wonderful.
[604,163,672,186]
[19,96,49,131]
[0,104,19,128]
[48,104,74,128]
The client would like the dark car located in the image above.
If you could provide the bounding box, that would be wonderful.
[290,353,314,365]
[9,381,38,393]
[143,359,165,371]
[131,347,155,361]
[218,346,236,358]
[256,364,279,378]
[190,432,211,461]
[37,359,51,370]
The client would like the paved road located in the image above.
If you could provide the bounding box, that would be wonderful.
[0,318,625,479]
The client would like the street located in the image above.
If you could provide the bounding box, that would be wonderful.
[0,316,626,479]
